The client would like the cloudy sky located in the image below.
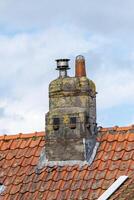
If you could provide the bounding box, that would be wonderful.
[0,0,134,134]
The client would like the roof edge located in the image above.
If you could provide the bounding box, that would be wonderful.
[0,124,134,141]
[0,131,45,141]
[99,125,134,132]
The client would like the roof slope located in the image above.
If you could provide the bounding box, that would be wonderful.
[0,126,134,199]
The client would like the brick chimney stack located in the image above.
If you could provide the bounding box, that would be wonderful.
[45,55,98,163]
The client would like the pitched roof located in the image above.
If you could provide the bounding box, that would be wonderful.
[0,126,134,199]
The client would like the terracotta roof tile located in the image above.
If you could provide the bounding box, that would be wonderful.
[89,189,102,200]
[126,141,134,151]
[84,169,95,180]
[21,156,34,167]
[112,150,125,161]
[115,141,127,151]
[10,184,22,195]
[91,178,104,190]
[6,149,18,160]
[0,151,7,161]
[106,169,118,180]
[1,140,12,151]
[95,149,103,160]
[10,139,21,150]
[19,139,32,149]
[102,178,115,190]
[4,134,19,141]
[127,133,134,141]
[80,180,90,191]
[31,156,39,166]
[109,160,121,171]
[98,160,111,171]
[101,150,115,161]
[3,157,15,169]
[0,127,134,199]
[79,188,90,199]
[95,169,107,180]
[128,162,134,170]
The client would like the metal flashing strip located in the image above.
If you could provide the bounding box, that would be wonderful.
[36,148,89,173]
[44,160,88,167]
[35,158,89,174]
[97,176,128,200]
[0,184,5,195]
[88,141,99,165]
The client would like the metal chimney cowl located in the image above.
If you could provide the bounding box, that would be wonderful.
[56,59,70,78]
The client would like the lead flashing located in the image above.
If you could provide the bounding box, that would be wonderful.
[0,184,5,195]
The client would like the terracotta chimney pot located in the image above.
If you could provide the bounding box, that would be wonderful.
[75,55,86,77]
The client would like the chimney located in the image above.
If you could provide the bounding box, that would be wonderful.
[45,55,98,164]
[56,59,70,78]
[75,55,86,77]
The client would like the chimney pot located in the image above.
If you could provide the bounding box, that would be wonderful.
[75,55,86,77]
[56,58,70,78]
[56,59,70,70]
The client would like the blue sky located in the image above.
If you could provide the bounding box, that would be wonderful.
[0,0,134,134]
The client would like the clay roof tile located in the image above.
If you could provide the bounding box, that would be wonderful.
[0,128,133,199]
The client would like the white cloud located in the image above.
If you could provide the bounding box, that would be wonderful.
[0,26,107,134]
[0,0,134,36]
[96,67,134,110]
[0,0,134,133]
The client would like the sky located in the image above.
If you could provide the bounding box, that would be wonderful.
[0,0,134,134]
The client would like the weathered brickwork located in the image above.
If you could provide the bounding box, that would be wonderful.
[45,56,98,162]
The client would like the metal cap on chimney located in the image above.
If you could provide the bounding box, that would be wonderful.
[56,58,70,78]
[75,55,86,77]
[56,59,70,70]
